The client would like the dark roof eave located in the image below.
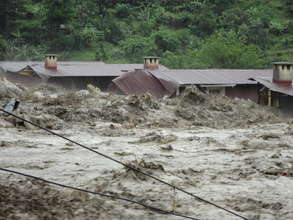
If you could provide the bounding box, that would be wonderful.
[45,75,119,78]
[179,82,257,86]
[253,77,293,96]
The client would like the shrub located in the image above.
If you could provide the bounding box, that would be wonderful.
[161,50,208,69]
[152,28,193,53]
[79,27,102,48]
[115,3,131,18]
[196,30,265,68]
[4,40,48,61]
[119,36,157,62]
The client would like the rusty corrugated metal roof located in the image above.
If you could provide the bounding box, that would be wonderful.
[252,77,293,96]
[148,70,178,94]
[162,69,272,85]
[112,70,176,98]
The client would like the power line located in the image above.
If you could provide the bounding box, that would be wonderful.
[0,168,198,220]
[0,108,248,220]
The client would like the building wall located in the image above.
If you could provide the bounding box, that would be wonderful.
[206,87,225,95]
[2,71,43,85]
[258,87,269,105]
[279,94,293,115]
[48,76,116,90]
[225,85,259,102]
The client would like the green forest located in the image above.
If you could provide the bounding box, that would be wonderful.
[0,0,292,68]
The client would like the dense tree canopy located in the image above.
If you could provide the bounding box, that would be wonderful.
[0,0,292,68]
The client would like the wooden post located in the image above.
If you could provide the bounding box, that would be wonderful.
[274,93,280,107]
[268,90,272,106]
[176,87,180,96]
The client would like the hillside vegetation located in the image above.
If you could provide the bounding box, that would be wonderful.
[0,0,292,68]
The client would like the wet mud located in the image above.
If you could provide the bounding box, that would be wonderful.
[0,78,293,220]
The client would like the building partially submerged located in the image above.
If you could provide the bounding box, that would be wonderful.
[252,62,293,114]
[2,55,292,113]
[0,55,168,89]
[156,69,272,102]
[112,57,272,101]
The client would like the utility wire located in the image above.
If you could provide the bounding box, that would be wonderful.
[0,108,248,220]
[0,168,198,220]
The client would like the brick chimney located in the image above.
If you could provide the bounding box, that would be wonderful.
[144,56,160,70]
[45,54,58,70]
[272,62,293,86]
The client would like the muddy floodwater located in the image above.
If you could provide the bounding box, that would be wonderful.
[0,78,293,220]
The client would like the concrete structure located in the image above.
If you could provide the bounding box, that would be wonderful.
[143,57,160,70]
[272,62,293,85]
[45,54,58,70]
[253,62,293,114]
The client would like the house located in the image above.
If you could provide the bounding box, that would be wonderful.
[251,62,293,114]
[157,69,272,102]
[3,55,291,109]
[112,57,272,102]
[0,55,169,89]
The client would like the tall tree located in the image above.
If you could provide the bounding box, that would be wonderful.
[0,0,19,36]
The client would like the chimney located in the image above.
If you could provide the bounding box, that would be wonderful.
[272,62,293,86]
[45,54,58,70]
[144,56,160,70]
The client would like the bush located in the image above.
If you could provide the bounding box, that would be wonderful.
[161,50,208,69]
[95,44,107,61]
[153,28,180,52]
[152,28,193,53]
[196,30,265,68]
[79,27,102,48]
[4,40,48,61]
[119,36,157,62]
[114,3,131,18]
[101,18,124,44]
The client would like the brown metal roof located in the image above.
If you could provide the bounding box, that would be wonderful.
[112,70,176,98]
[107,64,169,71]
[148,70,178,94]
[0,62,168,78]
[0,62,42,72]
[0,62,274,88]
[252,77,293,96]
[1,62,123,77]
[162,69,272,85]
